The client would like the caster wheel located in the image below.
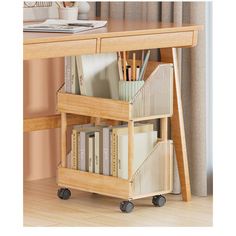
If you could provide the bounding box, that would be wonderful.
[57,188,71,200]
[120,201,134,213]
[152,195,166,207]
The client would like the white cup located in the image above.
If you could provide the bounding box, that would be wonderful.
[59,7,78,20]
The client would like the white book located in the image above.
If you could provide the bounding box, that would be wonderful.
[71,56,80,94]
[76,53,120,99]
[88,136,94,173]
[118,131,157,179]
[94,131,100,174]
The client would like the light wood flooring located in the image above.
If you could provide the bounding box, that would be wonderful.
[24,178,213,227]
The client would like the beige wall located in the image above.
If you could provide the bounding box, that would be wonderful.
[24,58,64,181]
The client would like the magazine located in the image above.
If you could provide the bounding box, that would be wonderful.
[23,19,107,34]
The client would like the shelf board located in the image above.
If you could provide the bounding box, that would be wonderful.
[57,166,130,199]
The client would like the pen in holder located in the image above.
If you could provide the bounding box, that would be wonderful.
[119,80,144,102]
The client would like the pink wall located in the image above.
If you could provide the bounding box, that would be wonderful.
[24,58,64,181]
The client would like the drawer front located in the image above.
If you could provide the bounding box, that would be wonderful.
[24,39,97,60]
[101,31,194,52]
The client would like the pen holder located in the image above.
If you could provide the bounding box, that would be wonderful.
[119,80,145,102]
[59,7,79,20]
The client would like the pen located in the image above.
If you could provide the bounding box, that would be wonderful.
[141,50,145,67]
[132,52,136,81]
[68,23,94,27]
[138,50,150,81]
[123,51,127,81]
[127,65,132,81]
[118,52,123,81]
[136,66,140,81]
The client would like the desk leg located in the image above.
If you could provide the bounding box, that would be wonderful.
[160,48,191,201]
[61,113,67,168]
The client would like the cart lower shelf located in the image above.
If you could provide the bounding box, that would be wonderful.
[57,140,173,201]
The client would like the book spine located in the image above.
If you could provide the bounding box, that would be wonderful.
[71,129,77,169]
[94,131,100,174]
[77,132,80,170]
[110,132,113,175]
[103,128,110,176]
[79,131,86,171]
[76,56,86,95]
[65,56,71,93]
[88,137,94,172]
[111,131,118,176]
[71,56,76,94]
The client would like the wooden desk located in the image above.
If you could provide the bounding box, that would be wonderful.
[23,19,203,202]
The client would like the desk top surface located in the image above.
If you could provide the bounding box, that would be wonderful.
[24,19,203,45]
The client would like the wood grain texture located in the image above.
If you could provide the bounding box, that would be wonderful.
[24,19,203,60]
[24,20,203,44]
[160,117,168,140]
[171,48,191,201]
[160,48,191,201]
[24,178,213,227]
[57,92,130,121]
[24,114,90,132]
[100,31,194,53]
[57,167,130,199]
[128,121,134,181]
[24,39,97,60]
[61,113,67,168]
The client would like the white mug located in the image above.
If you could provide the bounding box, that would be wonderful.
[59,7,78,20]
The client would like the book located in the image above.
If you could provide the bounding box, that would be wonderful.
[102,127,111,176]
[71,56,80,94]
[64,56,80,94]
[76,53,120,99]
[94,131,101,174]
[71,129,78,169]
[66,151,72,169]
[64,56,71,93]
[111,123,154,177]
[70,124,93,170]
[79,131,86,171]
[118,131,157,179]
[88,135,95,173]
[23,19,107,34]
[79,126,105,171]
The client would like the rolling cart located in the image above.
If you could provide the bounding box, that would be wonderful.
[56,62,174,213]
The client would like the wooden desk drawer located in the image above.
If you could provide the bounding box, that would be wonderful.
[100,31,194,52]
[24,39,97,60]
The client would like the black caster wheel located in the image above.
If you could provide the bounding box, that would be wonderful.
[57,188,71,200]
[120,201,134,213]
[152,195,166,207]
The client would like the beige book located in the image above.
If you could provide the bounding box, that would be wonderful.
[71,129,78,169]
[111,123,154,177]
[118,131,157,179]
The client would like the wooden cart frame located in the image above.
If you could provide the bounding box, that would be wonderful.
[24,20,203,207]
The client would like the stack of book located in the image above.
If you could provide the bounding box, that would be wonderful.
[68,123,158,179]
[64,53,120,99]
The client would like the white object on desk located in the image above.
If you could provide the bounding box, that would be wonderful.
[75,1,90,20]
[23,19,107,34]
[59,7,79,20]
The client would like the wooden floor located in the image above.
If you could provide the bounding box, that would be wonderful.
[24,178,213,227]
